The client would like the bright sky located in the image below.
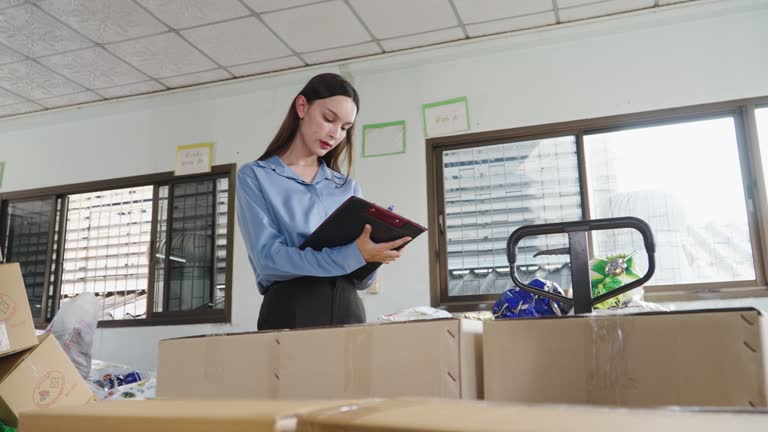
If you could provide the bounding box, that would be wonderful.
[585,116,750,225]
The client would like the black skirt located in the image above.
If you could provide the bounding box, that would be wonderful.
[257,275,366,331]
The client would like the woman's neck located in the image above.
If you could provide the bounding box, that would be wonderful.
[280,139,318,167]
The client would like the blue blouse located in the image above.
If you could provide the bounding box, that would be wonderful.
[236,155,371,293]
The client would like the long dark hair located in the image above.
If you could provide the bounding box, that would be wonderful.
[259,73,360,184]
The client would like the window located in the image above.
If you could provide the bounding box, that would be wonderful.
[584,117,755,286]
[428,99,768,310]
[442,137,581,297]
[0,164,235,327]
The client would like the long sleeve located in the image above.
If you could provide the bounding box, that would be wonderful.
[236,166,366,289]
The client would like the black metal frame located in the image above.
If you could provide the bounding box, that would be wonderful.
[506,216,656,314]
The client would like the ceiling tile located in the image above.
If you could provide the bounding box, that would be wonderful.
[262,1,370,52]
[34,0,168,44]
[0,45,23,65]
[348,0,457,39]
[38,47,149,89]
[0,86,25,106]
[136,0,250,29]
[0,101,43,117]
[107,32,217,79]
[0,60,83,99]
[559,0,655,22]
[94,80,166,98]
[302,42,380,64]
[228,55,304,77]
[466,11,556,37]
[160,68,231,88]
[35,90,102,108]
[452,0,552,24]
[557,0,598,7]
[242,0,321,13]
[380,27,464,52]
[658,0,694,4]
[181,17,291,66]
[0,1,24,9]
[0,4,92,57]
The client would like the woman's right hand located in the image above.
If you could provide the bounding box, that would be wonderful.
[355,224,412,264]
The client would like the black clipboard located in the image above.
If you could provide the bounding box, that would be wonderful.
[299,196,427,280]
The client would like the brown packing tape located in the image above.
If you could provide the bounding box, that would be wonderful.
[343,326,373,396]
[587,315,629,405]
[295,399,405,432]
[585,309,768,407]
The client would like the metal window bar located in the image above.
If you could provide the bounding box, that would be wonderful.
[59,186,153,321]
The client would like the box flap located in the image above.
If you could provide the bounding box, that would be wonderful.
[277,319,462,399]
[0,263,38,357]
[296,398,768,432]
[457,319,483,399]
[157,332,280,399]
[0,342,35,382]
[19,399,363,432]
[158,318,464,342]
[0,333,94,426]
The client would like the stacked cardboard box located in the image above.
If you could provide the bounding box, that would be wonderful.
[158,318,483,400]
[19,398,768,432]
[484,308,768,408]
[0,263,93,427]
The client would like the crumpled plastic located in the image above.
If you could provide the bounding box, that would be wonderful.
[378,306,453,321]
[45,293,100,379]
[88,360,156,400]
[492,278,569,319]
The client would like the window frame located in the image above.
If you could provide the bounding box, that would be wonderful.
[427,97,768,311]
[0,164,236,327]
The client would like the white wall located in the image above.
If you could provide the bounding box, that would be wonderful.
[1,0,766,371]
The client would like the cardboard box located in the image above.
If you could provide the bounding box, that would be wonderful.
[19,399,360,432]
[0,334,94,426]
[484,308,768,407]
[0,263,38,357]
[158,319,482,400]
[296,398,768,432]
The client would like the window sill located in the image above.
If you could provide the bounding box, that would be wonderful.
[97,310,228,328]
[645,286,768,303]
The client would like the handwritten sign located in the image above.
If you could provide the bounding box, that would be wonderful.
[362,121,406,158]
[422,97,470,138]
[175,142,213,176]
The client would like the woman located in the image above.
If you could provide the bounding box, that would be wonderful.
[237,73,411,330]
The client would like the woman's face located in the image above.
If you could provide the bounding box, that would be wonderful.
[295,95,357,158]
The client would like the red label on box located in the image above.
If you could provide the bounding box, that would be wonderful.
[0,293,17,321]
[33,371,66,408]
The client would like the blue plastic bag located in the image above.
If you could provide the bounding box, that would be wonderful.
[492,278,568,319]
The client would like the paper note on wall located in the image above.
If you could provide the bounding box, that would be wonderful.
[175,143,213,176]
[363,121,406,157]
[422,97,470,137]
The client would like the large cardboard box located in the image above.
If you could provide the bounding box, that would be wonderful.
[19,399,360,432]
[0,333,94,426]
[0,263,38,357]
[158,319,482,400]
[484,308,768,407]
[296,398,768,432]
